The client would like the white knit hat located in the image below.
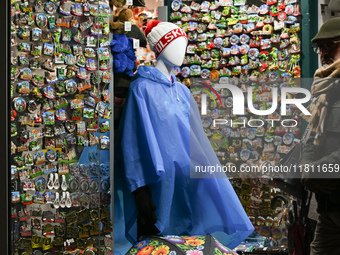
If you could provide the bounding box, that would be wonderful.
[145,21,187,59]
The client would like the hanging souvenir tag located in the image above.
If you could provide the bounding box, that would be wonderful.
[133,39,140,49]
[124,21,131,32]
[126,0,133,5]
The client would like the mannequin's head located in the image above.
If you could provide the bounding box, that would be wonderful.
[145,21,188,66]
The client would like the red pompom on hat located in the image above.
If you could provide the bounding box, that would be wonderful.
[145,20,162,38]
[145,21,188,59]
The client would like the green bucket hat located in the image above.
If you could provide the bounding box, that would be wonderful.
[312,17,340,43]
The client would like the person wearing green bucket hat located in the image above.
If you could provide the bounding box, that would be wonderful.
[299,17,340,255]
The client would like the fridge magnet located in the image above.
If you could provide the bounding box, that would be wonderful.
[21,193,33,205]
[77,67,89,79]
[29,60,41,71]
[84,47,96,58]
[201,69,210,79]
[43,111,55,125]
[45,1,56,14]
[70,98,84,109]
[43,86,56,100]
[285,15,297,24]
[56,68,66,82]
[48,15,56,29]
[214,37,223,48]
[70,17,79,29]
[80,18,93,32]
[240,34,250,45]
[91,20,103,34]
[240,45,250,55]
[72,4,83,16]
[280,39,290,49]
[259,4,269,14]
[181,66,190,78]
[31,45,42,57]
[86,59,97,71]
[31,28,42,42]
[36,13,48,28]
[78,79,91,92]
[34,0,43,12]
[65,120,76,133]
[83,108,95,118]
[42,59,55,72]
[43,43,54,56]
[234,0,246,6]
[248,48,259,60]
[59,2,71,15]
[62,29,72,42]
[264,15,274,24]
[99,120,110,133]
[89,5,99,16]
[240,149,251,161]
[76,55,86,68]
[12,191,21,204]
[43,126,54,138]
[180,4,191,13]
[230,35,240,45]
[278,49,289,61]
[73,30,84,44]
[16,81,30,95]
[98,47,110,60]
[55,108,67,121]
[190,65,201,76]
[41,99,54,111]
[41,31,52,43]
[34,151,46,165]
[99,37,110,48]
[99,4,110,17]
[171,0,181,12]
[59,43,72,54]
[283,133,294,145]
[66,79,77,94]
[65,54,77,66]
[53,53,64,64]
[76,121,86,135]
[18,42,30,53]
[231,45,240,55]
[45,150,57,163]
[11,36,19,48]
[13,97,27,112]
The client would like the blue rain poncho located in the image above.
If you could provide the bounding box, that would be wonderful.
[114,66,254,254]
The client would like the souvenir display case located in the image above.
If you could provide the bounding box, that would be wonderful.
[9,0,113,254]
[169,0,303,246]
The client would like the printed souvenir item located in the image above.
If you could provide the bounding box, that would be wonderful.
[45,2,56,14]
[36,13,48,28]
[181,67,190,78]
[13,97,26,112]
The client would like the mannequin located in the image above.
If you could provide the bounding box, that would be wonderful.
[155,36,187,80]
[114,21,254,254]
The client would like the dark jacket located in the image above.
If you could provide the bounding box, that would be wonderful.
[300,93,340,212]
